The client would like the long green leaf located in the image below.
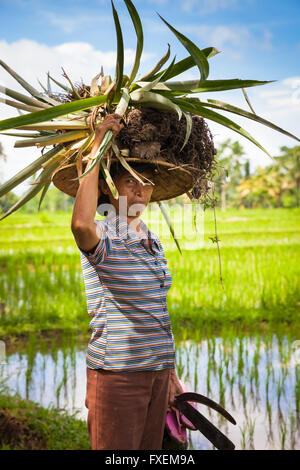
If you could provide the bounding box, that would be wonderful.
[0,144,65,197]
[38,180,51,210]
[2,86,51,108]
[17,121,89,130]
[157,201,182,254]
[157,14,209,82]
[48,73,72,93]
[111,0,124,95]
[135,56,177,93]
[73,129,113,181]
[77,132,95,159]
[2,131,53,137]
[124,0,143,84]
[14,130,88,148]
[133,78,273,97]
[0,160,61,221]
[0,59,61,106]
[0,94,108,132]
[203,98,300,143]
[175,98,273,158]
[162,78,275,93]
[61,67,81,100]
[100,157,119,199]
[0,97,44,113]
[151,47,220,82]
[47,71,52,94]
[139,44,170,82]
[37,79,49,95]
[180,111,193,151]
[241,88,256,114]
[75,88,130,180]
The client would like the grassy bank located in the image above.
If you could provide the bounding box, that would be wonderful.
[0,391,90,450]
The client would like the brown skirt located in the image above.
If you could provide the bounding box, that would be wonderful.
[85,367,171,450]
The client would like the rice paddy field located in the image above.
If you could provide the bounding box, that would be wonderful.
[0,206,299,450]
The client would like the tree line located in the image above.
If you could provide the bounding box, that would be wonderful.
[213,140,299,210]
[0,140,299,214]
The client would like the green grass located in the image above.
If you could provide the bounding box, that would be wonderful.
[0,392,91,450]
[0,207,299,337]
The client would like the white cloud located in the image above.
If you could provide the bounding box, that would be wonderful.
[182,0,238,15]
[178,24,273,58]
[0,38,154,194]
[0,38,154,87]
[258,77,300,108]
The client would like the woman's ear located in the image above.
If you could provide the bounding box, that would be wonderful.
[98,178,109,195]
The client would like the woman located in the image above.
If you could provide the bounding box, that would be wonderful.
[71,113,183,450]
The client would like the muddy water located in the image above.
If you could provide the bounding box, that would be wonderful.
[0,332,299,450]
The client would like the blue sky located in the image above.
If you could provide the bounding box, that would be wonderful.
[1,0,299,79]
[0,0,299,194]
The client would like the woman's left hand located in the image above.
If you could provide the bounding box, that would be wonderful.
[167,369,184,413]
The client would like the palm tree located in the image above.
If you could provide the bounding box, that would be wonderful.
[214,139,246,211]
[273,145,300,207]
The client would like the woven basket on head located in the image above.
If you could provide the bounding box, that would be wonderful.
[51,155,194,202]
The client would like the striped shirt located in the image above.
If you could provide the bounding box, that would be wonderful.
[75,211,175,372]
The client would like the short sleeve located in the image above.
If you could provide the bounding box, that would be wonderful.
[75,220,111,265]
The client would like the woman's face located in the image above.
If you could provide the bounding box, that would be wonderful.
[98,169,155,217]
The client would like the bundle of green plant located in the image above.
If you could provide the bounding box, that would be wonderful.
[0,0,299,229]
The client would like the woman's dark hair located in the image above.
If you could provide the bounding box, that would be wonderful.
[97,161,155,207]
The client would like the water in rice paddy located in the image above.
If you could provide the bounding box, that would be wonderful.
[1,331,299,450]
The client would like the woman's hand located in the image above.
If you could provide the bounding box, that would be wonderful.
[93,113,124,149]
[167,369,184,413]
[88,114,124,160]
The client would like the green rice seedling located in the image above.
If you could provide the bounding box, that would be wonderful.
[280,421,287,450]
[276,373,286,407]
[239,423,247,450]
[206,356,212,396]
[217,363,225,407]
[253,336,261,390]
[55,346,68,408]
[229,374,236,409]
[237,337,244,377]
[295,366,300,415]
[175,347,184,379]
[194,358,198,392]
[25,334,37,399]
[266,395,272,428]
[240,382,247,414]
[289,412,297,450]
[247,416,256,450]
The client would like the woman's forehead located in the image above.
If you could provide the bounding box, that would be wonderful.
[120,168,154,179]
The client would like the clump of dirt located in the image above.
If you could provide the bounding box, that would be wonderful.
[115,107,217,199]
[0,410,46,449]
